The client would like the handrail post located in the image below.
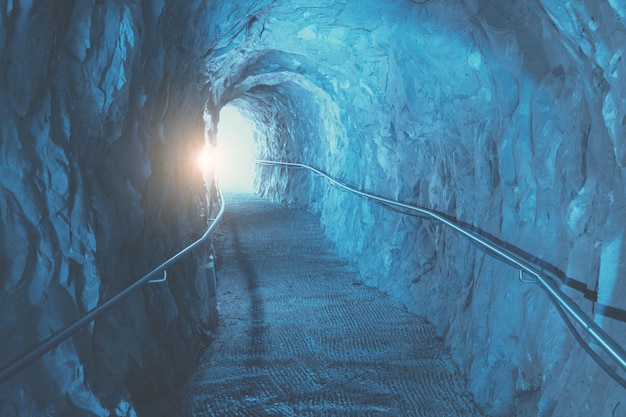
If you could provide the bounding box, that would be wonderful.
[203,254,217,298]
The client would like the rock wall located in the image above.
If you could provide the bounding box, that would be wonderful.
[205,0,626,415]
[3,0,625,415]
[0,1,217,415]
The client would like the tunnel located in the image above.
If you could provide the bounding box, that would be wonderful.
[1,0,626,415]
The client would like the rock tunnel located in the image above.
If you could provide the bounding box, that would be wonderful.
[1,0,626,415]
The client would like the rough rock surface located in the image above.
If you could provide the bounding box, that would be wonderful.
[2,0,626,415]
[0,1,217,415]
[203,0,626,415]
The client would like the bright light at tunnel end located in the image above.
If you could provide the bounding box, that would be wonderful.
[215,105,258,191]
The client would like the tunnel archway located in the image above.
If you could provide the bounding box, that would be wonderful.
[199,2,626,415]
[2,0,626,415]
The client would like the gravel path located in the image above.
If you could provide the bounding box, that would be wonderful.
[176,191,483,416]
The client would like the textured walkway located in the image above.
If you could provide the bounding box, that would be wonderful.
[176,192,483,416]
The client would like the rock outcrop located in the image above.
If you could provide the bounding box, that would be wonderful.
[0,1,217,415]
[206,0,626,415]
[2,0,625,415]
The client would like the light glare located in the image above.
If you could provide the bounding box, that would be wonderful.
[197,146,214,172]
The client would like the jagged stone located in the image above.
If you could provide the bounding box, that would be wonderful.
[1,0,625,416]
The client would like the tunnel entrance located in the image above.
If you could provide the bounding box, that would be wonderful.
[215,104,258,191]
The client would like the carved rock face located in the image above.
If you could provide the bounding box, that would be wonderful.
[1,0,625,415]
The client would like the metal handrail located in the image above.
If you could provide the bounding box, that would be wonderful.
[0,184,225,385]
[256,159,626,376]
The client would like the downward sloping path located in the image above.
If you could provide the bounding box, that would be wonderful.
[177,192,483,416]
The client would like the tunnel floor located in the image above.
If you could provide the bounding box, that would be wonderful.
[176,192,483,416]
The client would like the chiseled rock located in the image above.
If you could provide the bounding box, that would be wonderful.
[2,0,626,415]
[206,0,625,415]
[0,1,216,416]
